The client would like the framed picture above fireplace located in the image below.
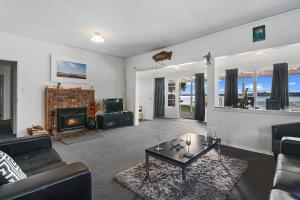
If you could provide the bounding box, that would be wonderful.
[51,55,90,84]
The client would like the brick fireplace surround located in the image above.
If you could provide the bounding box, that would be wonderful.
[45,88,95,132]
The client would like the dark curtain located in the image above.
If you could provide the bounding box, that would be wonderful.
[271,63,289,109]
[154,77,165,117]
[224,69,238,106]
[194,73,205,121]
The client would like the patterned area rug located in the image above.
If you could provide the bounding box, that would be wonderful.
[114,150,248,200]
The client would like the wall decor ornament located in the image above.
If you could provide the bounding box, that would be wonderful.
[203,52,211,65]
[51,55,90,84]
[253,25,265,42]
[152,51,172,62]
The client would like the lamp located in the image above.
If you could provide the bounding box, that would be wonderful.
[91,32,105,43]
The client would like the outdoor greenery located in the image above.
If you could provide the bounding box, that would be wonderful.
[180,105,195,112]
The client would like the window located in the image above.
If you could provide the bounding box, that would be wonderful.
[218,76,225,106]
[180,81,194,112]
[204,80,208,107]
[180,79,207,113]
[288,68,300,110]
[217,69,273,108]
[238,76,254,97]
[167,80,176,107]
[256,70,272,108]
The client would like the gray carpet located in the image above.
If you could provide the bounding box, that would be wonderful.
[54,119,207,200]
[59,130,104,145]
[114,150,248,200]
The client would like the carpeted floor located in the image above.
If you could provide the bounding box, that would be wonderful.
[54,119,275,200]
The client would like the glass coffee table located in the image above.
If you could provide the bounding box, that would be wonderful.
[145,133,221,186]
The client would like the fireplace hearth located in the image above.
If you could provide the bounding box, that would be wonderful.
[57,107,87,132]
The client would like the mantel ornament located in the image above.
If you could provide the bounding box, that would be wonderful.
[152,51,172,62]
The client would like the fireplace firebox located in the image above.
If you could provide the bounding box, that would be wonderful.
[57,107,87,132]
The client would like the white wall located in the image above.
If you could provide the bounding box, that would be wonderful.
[0,62,11,120]
[126,9,300,154]
[0,32,125,136]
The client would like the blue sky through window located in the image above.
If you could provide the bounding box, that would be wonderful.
[238,77,253,95]
[289,74,300,92]
[218,74,300,95]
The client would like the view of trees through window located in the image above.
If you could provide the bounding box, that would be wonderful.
[217,67,300,109]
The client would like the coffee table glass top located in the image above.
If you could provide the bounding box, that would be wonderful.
[146,133,219,165]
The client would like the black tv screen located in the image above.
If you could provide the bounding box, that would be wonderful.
[103,98,123,113]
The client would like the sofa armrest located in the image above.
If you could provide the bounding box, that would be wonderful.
[0,135,52,156]
[0,162,92,200]
[281,137,300,156]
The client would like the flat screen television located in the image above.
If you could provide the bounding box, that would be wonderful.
[103,98,123,113]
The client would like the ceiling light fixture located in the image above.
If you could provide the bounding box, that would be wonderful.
[91,32,104,43]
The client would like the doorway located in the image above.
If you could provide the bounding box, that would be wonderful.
[0,60,17,139]
[179,78,195,119]
[179,76,207,120]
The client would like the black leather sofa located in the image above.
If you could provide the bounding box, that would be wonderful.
[270,123,300,200]
[0,135,92,200]
[272,122,300,159]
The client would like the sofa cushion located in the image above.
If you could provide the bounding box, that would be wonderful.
[0,151,27,184]
[13,148,62,173]
[276,154,300,174]
[270,189,299,200]
[273,169,300,198]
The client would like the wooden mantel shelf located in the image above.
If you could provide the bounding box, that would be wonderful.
[46,88,94,92]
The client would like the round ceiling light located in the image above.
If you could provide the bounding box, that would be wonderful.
[91,32,104,43]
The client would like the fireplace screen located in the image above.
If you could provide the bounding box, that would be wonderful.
[57,107,87,132]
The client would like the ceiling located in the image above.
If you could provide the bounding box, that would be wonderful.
[1,0,300,58]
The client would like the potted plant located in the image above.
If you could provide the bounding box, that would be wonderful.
[88,100,101,130]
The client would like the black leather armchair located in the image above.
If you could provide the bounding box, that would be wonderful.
[0,135,92,200]
[272,122,300,159]
[270,137,300,200]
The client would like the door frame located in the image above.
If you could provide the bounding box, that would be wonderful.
[10,62,17,134]
[0,75,4,120]
[0,59,18,134]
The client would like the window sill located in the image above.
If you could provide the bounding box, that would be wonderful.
[213,106,300,116]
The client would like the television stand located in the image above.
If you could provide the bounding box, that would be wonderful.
[96,111,133,130]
